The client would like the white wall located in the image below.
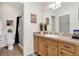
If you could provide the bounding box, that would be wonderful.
[19,15,24,46]
[24,2,42,55]
[18,4,24,46]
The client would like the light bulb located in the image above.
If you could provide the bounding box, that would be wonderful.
[48,2,62,10]
[51,2,55,7]
[48,4,52,8]
[55,5,59,9]
[55,3,61,9]
[52,6,56,10]
[58,3,61,7]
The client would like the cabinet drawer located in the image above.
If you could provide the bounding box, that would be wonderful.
[46,39,58,47]
[59,42,75,53]
[59,49,74,56]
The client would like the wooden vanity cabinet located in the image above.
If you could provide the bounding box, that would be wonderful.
[38,37,58,56]
[34,35,39,54]
[75,45,79,56]
[38,37,46,56]
[34,34,79,56]
[58,42,75,56]
[46,39,58,56]
[46,44,58,56]
[59,49,74,56]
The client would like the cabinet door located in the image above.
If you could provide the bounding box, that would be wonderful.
[39,41,46,56]
[59,42,75,53]
[34,36,39,53]
[75,45,79,56]
[59,49,74,56]
[46,45,58,56]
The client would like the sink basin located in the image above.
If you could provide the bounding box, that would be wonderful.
[44,34,59,38]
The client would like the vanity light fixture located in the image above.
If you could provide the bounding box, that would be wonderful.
[49,2,62,10]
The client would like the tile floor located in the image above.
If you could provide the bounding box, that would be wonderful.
[0,45,23,56]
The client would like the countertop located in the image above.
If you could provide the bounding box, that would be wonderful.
[34,34,79,45]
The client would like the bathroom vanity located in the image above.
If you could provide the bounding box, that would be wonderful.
[34,33,79,56]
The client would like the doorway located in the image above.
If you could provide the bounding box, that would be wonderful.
[14,3,24,55]
[51,16,55,33]
[15,3,24,48]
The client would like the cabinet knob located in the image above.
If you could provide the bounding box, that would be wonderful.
[60,52,62,54]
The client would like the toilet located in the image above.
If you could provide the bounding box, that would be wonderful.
[6,29,15,50]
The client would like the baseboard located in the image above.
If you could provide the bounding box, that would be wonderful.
[18,43,23,49]
[17,43,23,55]
[24,51,34,56]
[17,44,35,56]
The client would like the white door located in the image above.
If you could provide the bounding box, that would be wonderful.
[18,16,24,46]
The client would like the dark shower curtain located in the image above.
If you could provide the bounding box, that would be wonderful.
[15,16,20,44]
